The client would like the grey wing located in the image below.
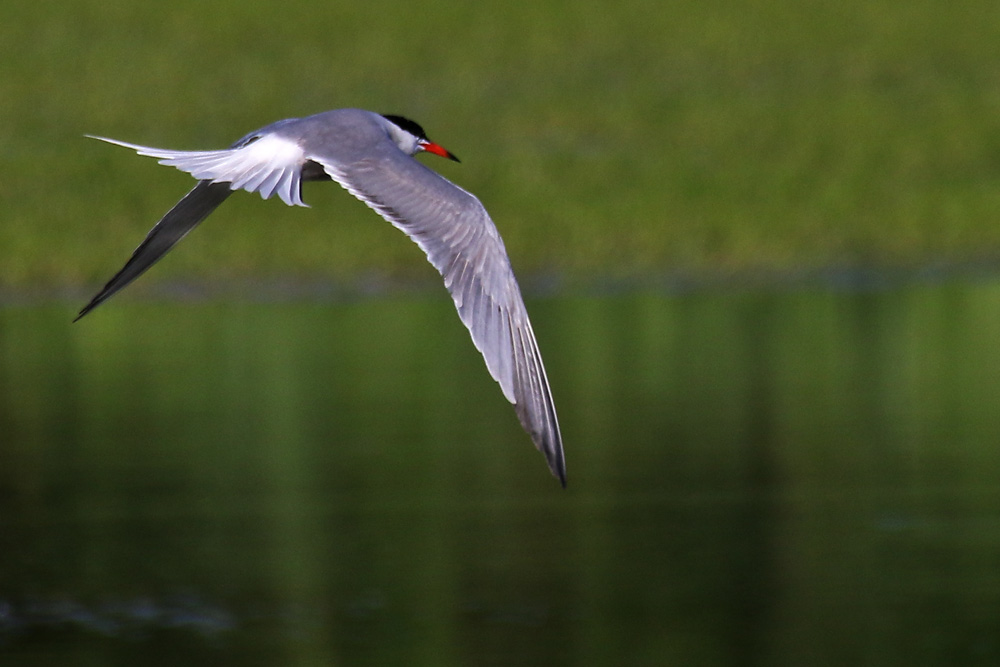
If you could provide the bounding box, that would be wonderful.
[77,130,309,320]
[317,148,565,485]
[75,180,233,320]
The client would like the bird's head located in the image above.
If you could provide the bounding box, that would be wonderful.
[381,114,460,163]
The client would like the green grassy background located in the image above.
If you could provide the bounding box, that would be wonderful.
[3,0,1000,292]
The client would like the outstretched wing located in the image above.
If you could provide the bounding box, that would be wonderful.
[314,142,566,485]
[75,180,233,320]
[77,133,311,319]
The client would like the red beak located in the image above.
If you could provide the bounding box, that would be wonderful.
[420,140,460,163]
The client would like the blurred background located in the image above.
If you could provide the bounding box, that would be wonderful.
[3,0,1000,665]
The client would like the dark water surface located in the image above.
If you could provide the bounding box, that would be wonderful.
[2,278,1000,665]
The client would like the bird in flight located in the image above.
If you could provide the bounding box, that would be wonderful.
[76,108,566,486]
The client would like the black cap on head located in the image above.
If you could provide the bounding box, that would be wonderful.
[381,114,428,140]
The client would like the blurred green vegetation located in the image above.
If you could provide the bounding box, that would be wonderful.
[3,0,1000,291]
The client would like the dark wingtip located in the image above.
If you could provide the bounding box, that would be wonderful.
[72,300,98,322]
[545,438,567,488]
[554,455,567,488]
[73,285,116,322]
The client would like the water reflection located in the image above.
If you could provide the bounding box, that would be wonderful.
[2,278,1000,665]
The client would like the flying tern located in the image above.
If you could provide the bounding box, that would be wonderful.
[76,108,566,486]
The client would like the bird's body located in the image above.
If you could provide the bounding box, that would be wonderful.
[77,108,565,486]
